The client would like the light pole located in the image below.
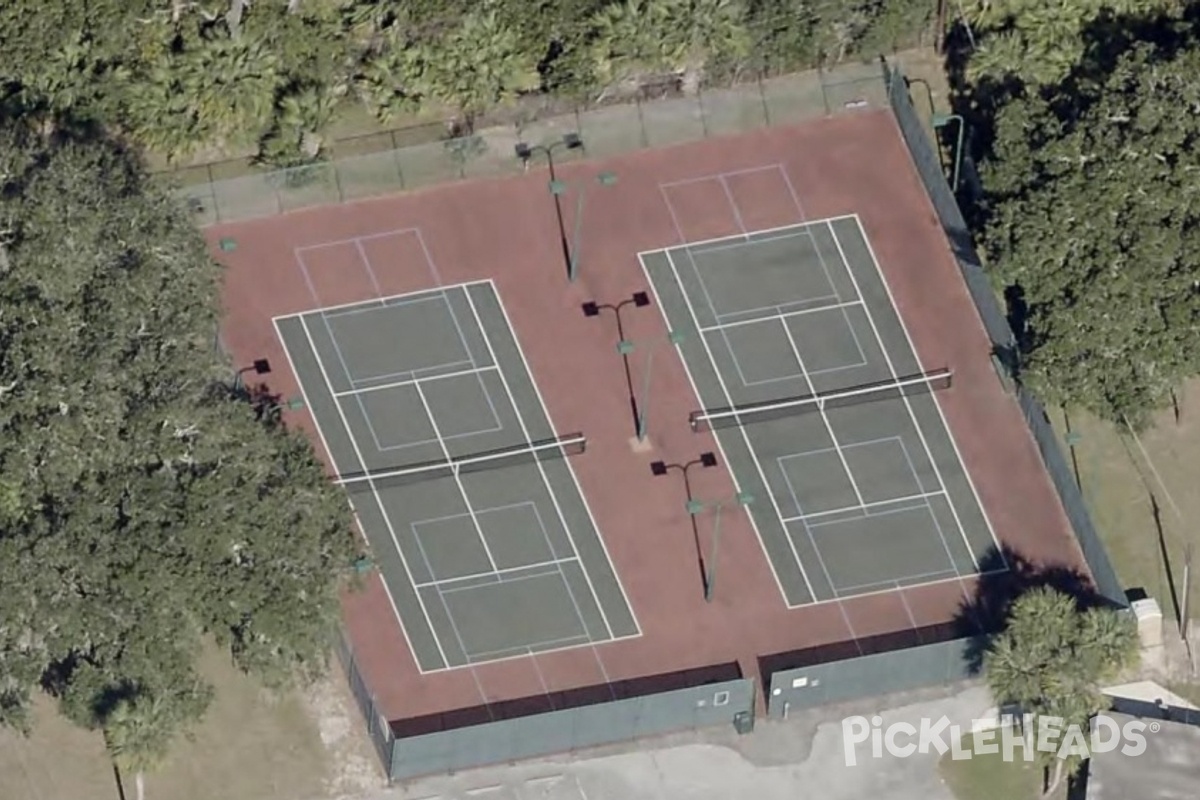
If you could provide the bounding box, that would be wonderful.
[583,292,651,439]
[233,358,272,392]
[650,452,719,490]
[516,133,616,282]
[550,170,617,282]
[517,133,602,282]
[651,453,719,594]
[687,491,755,602]
[619,330,686,442]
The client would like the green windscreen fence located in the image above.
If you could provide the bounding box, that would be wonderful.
[388,669,755,781]
[764,635,987,717]
[883,60,1127,611]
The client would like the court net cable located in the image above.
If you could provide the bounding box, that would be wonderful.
[689,369,952,432]
[334,432,587,487]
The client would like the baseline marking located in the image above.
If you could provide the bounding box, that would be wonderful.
[827,221,980,569]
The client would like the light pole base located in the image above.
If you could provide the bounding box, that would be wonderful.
[628,434,656,453]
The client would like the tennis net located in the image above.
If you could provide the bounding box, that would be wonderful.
[334,433,586,487]
[690,369,952,432]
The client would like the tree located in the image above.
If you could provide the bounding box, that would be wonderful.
[101,685,209,800]
[980,37,1200,423]
[983,587,1137,795]
[0,124,357,739]
[960,0,1177,85]
[418,2,541,122]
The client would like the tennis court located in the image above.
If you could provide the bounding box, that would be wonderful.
[274,280,639,671]
[641,215,999,607]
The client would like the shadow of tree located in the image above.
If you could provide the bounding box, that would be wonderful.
[956,545,1108,675]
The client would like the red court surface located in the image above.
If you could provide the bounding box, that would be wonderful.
[209,108,1092,725]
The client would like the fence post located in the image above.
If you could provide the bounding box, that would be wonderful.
[818,65,831,115]
[635,96,649,148]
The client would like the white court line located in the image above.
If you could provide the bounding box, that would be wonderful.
[333,364,499,398]
[782,489,949,524]
[834,566,961,598]
[654,238,815,603]
[273,318,425,669]
[803,502,932,530]
[700,298,864,333]
[271,277,496,322]
[632,213,867,263]
[896,436,961,576]
[280,285,634,676]
[287,316,452,669]
[689,228,811,256]
[293,226,422,254]
[830,219,992,570]
[320,292,447,322]
[355,239,383,295]
[435,565,567,596]
[659,164,786,189]
[467,633,593,663]
[719,174,747,233]
[414,557,582,591]
[482,279,642,637]
[466,282,629,641]
[779,319,866,508]
[850,213,1004,561]
[409,522,478,666]
[346,359,476,389]
[412,381,499,573]
[713,293,842,326]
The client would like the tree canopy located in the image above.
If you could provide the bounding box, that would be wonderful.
[0,122,356,747]
[0,0,935,164]
[975,25,1200,423]
[983,587,1137,795]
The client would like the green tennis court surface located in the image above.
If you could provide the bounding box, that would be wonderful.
[275,280,638,671]
[641,215,999,607]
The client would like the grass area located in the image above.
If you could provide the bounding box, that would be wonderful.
[0,642,379,800]
[939,732,1068,800]
[1047,381,1200,633]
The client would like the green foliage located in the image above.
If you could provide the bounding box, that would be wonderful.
[980,37,1200,422]
[961,0,1179,85]
[983,588,1137,791]
[0,125,357,734]
[1,0,932,160]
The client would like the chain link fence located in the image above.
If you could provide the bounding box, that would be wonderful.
[884,61,1127,610]
[388,671,755,781]
[332,628,395,772]
[178,61,887,226]
[765,634,987,717]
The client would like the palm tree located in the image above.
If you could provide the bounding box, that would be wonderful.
[589,0,750,97]
[983,587,1137,796]
[103,695,174,800]
[963,0,1174,84]
[419,4,540,125]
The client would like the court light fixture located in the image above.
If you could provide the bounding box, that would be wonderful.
[582,291,650,318]
[650,451,717,476]
[514,132,584,164]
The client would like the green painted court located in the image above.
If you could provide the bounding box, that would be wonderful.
[274,280,639,671]
[641,215,999,606]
